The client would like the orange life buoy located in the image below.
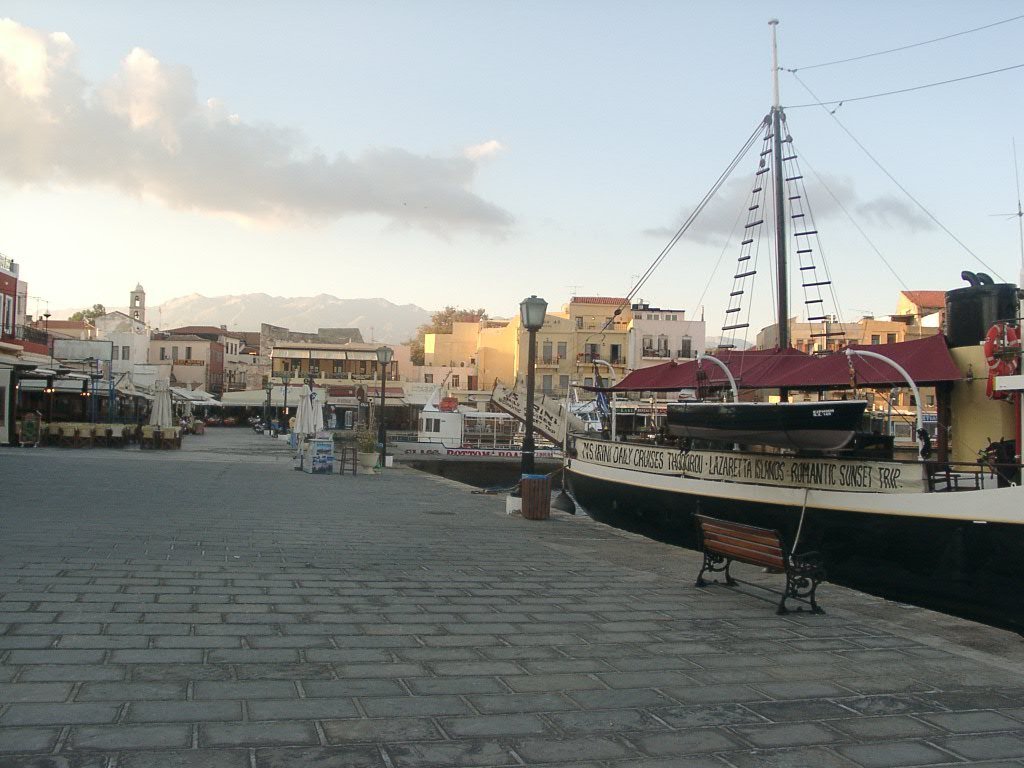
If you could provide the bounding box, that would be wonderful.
[983,322,1021,399]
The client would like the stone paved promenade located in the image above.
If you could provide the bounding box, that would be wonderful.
[3,429,1024,767]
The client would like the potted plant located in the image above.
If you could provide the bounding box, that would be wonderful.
[355,429,378,471]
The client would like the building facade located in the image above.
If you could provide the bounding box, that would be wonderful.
[628,302,705,370]
[149,333,225,395]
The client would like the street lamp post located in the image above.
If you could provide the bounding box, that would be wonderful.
[519,295,548,476]
[263,380,272,430]
[282,369,293,429]
[375,346,393,469]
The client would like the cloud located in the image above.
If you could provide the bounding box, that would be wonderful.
[646,172,934,245]
[0,19,513,234]
[464,139,504,160]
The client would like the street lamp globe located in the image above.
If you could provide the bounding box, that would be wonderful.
[520,295,547,331]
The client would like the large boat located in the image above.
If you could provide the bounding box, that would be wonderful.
[566,22,1024,630]
[393,397,561,486]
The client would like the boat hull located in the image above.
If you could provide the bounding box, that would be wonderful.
[568,447,1024,632]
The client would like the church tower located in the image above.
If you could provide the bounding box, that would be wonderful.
[130,284,146,324]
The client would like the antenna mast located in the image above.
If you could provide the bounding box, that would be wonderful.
[769,19,789,348]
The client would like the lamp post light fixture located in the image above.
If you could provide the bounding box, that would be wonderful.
[375,346,393,468]
[519,295,548,476]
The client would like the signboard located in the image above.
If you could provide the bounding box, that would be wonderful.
[491,382,583,444]
[52,339,113,362]
[574,437,924,494]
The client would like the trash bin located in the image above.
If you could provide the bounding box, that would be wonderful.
[520,474,551,520]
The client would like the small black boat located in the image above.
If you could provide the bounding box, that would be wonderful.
[666,399,867,451]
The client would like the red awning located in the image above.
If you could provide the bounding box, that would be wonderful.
[610,334,962,392]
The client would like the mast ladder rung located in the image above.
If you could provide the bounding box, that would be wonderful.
[803,281,831,288]
[760,149,772,156]
[737,255,751,262]
[806,298,824,304]
[729,290,744,296]
[796,249,813,255]
[756,169,770,177]
[794,230,818,237]
[753,187,763,193]
[791,213,805,219]
[788,194,802,200]
[725,307,741,314]
[782,155,798,162]
[744,220,765,229]
[748,205,760,211]
[807,315,829,321]
[722,323,750,331]
[810,331,847,338]
[741,238,754,245]
[735,270,757,279]
[785,175,804,182]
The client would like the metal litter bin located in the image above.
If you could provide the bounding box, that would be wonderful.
[520,474,551,520]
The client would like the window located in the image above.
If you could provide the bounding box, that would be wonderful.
[610,343,621,362]
[451,375,460,389]
[542,341,553,362]
[333,361,344,375]
[575,316,583,329]
[557,341,567,359]
[424,373,434,383]
[122,346,130,360]
[185,346,192,360]
[159,347,167,361]
[871,335,880,345]
[542,375,553,394]
[584,377,593,387]
[586,343,600,361]
[559,375,569,392]
[926,394,935,406]
[679,338,692,358]
[886,333,897,344]
[112,347,119,360]
[171,346,179,360]
[642,335,653,353]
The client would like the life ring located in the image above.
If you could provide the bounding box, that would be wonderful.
[983,322,1021,399]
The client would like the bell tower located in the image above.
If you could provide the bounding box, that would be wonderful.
[130,284,146,324]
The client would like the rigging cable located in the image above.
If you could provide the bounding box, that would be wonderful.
[785,62,1024,108]
[599,116,768,333]
[789,70,1005,281]
[789,13,1024,71]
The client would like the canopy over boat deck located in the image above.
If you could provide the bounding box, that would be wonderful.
[607,335,962,392]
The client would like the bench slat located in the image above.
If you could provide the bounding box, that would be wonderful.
[702,531,784,560]
[700,523,782,548]
[703,539,786,570]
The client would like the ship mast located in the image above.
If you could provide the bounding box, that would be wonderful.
[769,19,789,349]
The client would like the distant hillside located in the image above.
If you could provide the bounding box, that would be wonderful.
[149,293,433,343]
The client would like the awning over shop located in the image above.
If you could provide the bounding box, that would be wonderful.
[609,334,962,392]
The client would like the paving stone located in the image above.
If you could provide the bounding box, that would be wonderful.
[385,738,515,767]
[321,716,443,743]
[731,721,843,748]
[69,723,191,750]
[194,681,298,700]
[255,745,384,768]
[76,682,185,701]
[360,695,473,718]
[201,721,318,748]
[127,700,243,723]
[0,726,61,753]
[118,750,258,768]
[835,740,955,767]
[545,708,667,735]
[934,733,1024,760]
[248,698,360,720]
[829,714,942,739]
[632,729,741,757]
[1,702,120,726]
[0,683,73,703]
[468,692,579,714]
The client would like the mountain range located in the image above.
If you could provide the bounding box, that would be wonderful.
[149,293,433,343]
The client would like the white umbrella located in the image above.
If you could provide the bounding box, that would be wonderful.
[149,380,175,428]
[309,388,324,434]
[293,384,314,435]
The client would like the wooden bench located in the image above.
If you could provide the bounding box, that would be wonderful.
[694,514,825,615]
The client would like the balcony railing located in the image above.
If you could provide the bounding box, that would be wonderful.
[642,348,691,359]
[13,325,50,345]
[576,354,626,366]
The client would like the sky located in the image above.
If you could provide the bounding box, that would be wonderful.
[3,1,1024,343]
